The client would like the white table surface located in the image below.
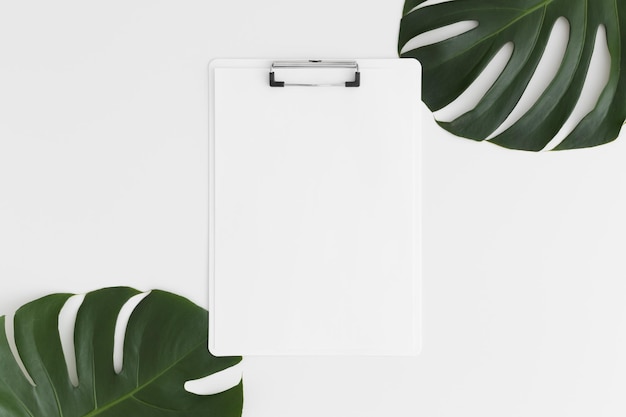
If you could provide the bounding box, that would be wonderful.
[2,1,626,416]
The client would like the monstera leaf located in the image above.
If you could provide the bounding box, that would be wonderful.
[399,0,626,151]
[0,287,242,416]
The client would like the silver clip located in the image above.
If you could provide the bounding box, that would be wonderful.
[269,60,360,87]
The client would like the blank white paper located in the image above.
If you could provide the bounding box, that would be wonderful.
[209,59,421,355]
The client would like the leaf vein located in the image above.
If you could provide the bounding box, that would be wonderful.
[0,380,36,417]
[82,340,205,417]
[40,365,65,417]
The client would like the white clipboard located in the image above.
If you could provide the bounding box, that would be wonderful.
[209,59,421,356]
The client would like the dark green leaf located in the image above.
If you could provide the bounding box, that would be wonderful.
[399,0,626,151]
[0,287,243,417]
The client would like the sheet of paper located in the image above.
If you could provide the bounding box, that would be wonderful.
[209,59,421,355]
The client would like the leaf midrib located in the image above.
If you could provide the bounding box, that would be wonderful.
[82,340,204,417]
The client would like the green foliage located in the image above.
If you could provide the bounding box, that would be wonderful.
[399,0,626,151]
[0,287,242,416]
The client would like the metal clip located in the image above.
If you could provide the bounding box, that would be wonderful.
[269,60,360,87]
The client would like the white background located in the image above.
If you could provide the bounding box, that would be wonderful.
[1,1,626,416]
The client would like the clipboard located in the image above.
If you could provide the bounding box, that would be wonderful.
[209,59,422,356]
